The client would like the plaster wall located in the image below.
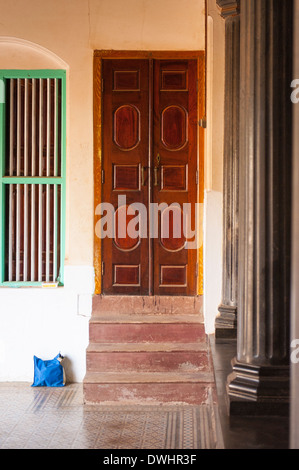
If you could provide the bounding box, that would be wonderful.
[0,0,223,381]
[204,1,224,334]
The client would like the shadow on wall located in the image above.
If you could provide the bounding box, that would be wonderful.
[62,356,76,384]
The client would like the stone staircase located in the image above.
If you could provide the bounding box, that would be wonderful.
[83,296,215,405]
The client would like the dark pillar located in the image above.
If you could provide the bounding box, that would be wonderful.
[290,0,299,449]
[227,0,293,416]
[215,0,240,340]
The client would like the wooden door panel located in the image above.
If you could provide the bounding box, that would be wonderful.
[161,105,188,150]
[113,104,140,150]
[153,60,198,296]
[100,56,199,296]
[161,165,188,191]
[113,164,140,191]
[102,59,149,295]
[160,265,187,287]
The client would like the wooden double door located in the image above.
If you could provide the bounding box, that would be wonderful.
[97,53,204,296]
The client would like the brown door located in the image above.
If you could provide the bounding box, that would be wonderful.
[101,59,150,295]
[100,56,200,296]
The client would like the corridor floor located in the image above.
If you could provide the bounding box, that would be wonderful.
[0,382,224,449]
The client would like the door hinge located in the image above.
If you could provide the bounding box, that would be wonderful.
[102,169,105,184]
[198,117,207,128]
[196,170,199,185]
[101,261,105,276]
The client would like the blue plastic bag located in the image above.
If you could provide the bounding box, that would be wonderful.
[32,353,65,387]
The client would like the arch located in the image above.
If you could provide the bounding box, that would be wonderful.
[0,36,69,70]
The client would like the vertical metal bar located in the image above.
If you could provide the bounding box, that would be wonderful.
[24,79,28,177]
[8,79,14,281]
[0,76,5,284]
[46,78,50,281]
[53,79,58,281]
[31,79,36,281]
[38,79,43,281]
[60,74,66,285]
[16,79,21,281]
[53,185,57,282]
[23,79,28,281]
[54,79,57,178]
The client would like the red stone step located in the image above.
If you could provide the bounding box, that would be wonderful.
[84,295,213,405]
[89,314,206,343]
[83,371,215,406]
[86,342,210,373]
[92,295,203,318]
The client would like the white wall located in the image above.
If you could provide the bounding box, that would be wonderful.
[203,3,225,334]
[0,267,94,382]
[0,0,219,383]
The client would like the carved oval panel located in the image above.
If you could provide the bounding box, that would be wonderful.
[161,105,187,151]
[114,105,140,150]
[160,205,186,252]
[114,205,140,251]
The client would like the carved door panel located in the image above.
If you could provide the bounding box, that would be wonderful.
[101,59,150,295]
[152,60,198,295]
[101,57,198,296]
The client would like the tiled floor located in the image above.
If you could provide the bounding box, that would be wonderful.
[0,383,224,449]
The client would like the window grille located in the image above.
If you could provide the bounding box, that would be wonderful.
[0,71,66,286]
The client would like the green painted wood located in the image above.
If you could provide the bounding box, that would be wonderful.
[2,177,63,184]
[0,70,66,287]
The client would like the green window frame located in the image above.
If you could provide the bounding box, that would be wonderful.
[0,70,66,287]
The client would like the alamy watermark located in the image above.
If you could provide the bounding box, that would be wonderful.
[291,79,299,103]
[291,340,299,364]
[95,195,203,250]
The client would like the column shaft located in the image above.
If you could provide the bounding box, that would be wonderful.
[227,0,293,415]
[215,2,240,340]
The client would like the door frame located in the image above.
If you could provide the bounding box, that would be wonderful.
[93,50,205,295]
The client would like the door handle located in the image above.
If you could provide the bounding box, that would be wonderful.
[154,153,161,186]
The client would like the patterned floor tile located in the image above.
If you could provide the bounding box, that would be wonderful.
[0,383,223,449]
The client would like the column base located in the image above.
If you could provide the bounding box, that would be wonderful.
[215,304,237,340]
[227,357,290,416]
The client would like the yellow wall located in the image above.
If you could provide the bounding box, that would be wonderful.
[0,0,206,267]
[0,0,226,380]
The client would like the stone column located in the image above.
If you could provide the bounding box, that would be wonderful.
[215,0,240,340]
[290,0,299,449]
[227,0,293,415]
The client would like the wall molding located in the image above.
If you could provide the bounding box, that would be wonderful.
[0,36,69,69]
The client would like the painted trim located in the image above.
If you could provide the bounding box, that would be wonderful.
[2,177,63,184]
[59,72,67,286]
[94,50,205,59]
[0,70,67,79]
[93,56,102,294]
[0,69,66,287]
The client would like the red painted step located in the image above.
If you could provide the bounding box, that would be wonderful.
[86,342,211,373]
[84,296,215,405]
[89,315,206,343]
[83,371,215,406]
[92,295,203,317]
